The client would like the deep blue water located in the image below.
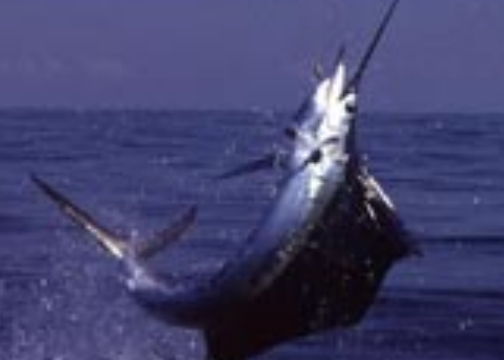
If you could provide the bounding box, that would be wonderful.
[1,109,503,360]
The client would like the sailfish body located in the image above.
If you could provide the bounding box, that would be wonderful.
[33,1,416,359]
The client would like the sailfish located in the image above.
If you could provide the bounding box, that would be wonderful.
[32,1,417,359]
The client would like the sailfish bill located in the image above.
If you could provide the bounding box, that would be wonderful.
[217,0,401,181]
[341,0,401,97]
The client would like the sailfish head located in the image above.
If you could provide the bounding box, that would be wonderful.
[317,0,401,145]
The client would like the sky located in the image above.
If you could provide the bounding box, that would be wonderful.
[0,0,503,112]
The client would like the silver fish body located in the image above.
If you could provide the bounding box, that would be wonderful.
[32,1,415,359]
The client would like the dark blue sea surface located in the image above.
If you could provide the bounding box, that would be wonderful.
[1,109,503,359]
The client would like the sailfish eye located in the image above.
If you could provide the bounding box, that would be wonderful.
[309,149,322,164]
[345,101,357,114]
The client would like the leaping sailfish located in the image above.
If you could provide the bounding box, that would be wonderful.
[32,1,417,359]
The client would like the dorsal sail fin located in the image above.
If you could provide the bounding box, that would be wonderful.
[313,62,325,81]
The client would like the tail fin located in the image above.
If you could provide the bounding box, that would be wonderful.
[31,174,197,260]
[133,205,197,259]
[31,174,128,259]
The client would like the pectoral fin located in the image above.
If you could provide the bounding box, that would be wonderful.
[217,152,285,180]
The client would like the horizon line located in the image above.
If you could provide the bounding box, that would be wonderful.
[0,106,503,117]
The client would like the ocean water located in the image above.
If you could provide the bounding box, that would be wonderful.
[1,109,503,360]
